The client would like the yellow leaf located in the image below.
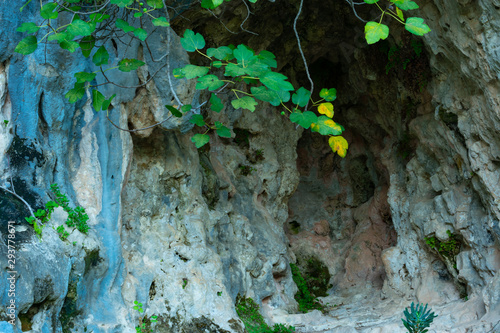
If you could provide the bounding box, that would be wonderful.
[318,103,334,118]
[396,7,404,21]
[324,119,343,133]
[329,136,348,158]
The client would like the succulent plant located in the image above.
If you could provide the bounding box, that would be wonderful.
[402,302,437,333]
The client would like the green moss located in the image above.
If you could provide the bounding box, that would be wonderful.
[60,273,81,333]
[235,296,295,333]
[84,249,102,275]
[238,164,256,176]
[290,262,326,313]
[425,231,460,260]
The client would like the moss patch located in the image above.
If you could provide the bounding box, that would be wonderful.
[84,249,102,275]
[60,271,81,333]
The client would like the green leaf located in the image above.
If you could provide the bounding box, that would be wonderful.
[260,72,294,91]
[118,59,145,72]
[225,63,246,77]
[147,0,164,8]
[207,46,233,60]
[90,13,110,23]
[180,29,205,52]
[257,50,277,68]
[181,64,209,79]
[364,22,390,44]
[243,61,270,77]
[243,78,259,85]
[190,114,206,126]
[165,105,182,117]
[40,3,58,19]
[101,94,116,111]
[181,104,192,113]
[290,111,318,129]
[392,0,419,10]
[233,44,255,67]
[292,87,311,107]
[250,86,281,106]
[277,90,291,103]
[405,17,431,36]
[201,0,224,9]
[363,0,379,3]
[212,61,223,68]
[173,68,185,79]
[312,116,343,135]
[67,19,93,36]
[215,122,231,138]
[231,96,257,112]
[116,19,136,33]
[319,88,337,102]
[152,17,170,27]
[92,89,105,111]
[17,22,40,33]
[47,32,71,42]
[134,28,148,41]
[210,94,224,113]
[110,0,133,7]
[66,85,85,103]
[191,134,210,148]
[196,75,224,91]
[60,40,79,53]
[14,36,38,55]
[75,72,96,83]
[92,46,109,66]
[80,36,95,58]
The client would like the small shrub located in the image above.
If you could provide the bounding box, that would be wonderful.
[236,296,295,333]
[50,183,90,234]
[25,183,90,239]
[133,301,158,333]
[239,164,256,176]
[402,302,437,333]
[289,263,324,313]
[56,225,70,241]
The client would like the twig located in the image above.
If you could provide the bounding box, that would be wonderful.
[293,0,313,109]
[53,0,112,15]
[240,0,258,36]
[162,0,183,106]
[0,186,36,219]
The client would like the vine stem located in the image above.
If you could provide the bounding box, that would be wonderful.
[293,0,313,110]
[1,156,36,222]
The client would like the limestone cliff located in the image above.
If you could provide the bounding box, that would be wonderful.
[0,0,499,332]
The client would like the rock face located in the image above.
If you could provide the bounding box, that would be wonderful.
[1,0,500,332]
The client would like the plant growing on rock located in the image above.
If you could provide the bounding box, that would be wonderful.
[14,0,430,158]
[236,296,295,333]
[133,301,158,333]
[424,231,460,260]
[402,302,437,333]
[24,183,90,240]
[289,263,325,313]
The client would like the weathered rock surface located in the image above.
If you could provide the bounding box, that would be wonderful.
[1,0,500,332]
